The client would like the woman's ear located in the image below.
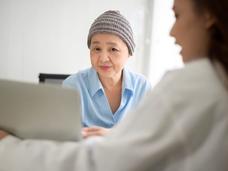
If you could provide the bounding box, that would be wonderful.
[204,11,216,29]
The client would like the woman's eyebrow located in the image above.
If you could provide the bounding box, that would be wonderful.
[91,41,100,45]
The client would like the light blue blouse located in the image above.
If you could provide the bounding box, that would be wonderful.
[63,67,151,128]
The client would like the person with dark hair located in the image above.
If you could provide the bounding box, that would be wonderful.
[63,10,151,138]
[0,0,227,170]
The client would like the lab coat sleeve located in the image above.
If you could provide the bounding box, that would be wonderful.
[0,135,103,171]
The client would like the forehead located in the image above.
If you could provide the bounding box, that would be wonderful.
[173,0,194,11]
[91,33,125,45]
[92,33,119,40]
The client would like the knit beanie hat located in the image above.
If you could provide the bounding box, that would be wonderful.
[87,10,135,56]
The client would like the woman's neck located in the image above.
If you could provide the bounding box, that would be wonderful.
[99,72,123,90]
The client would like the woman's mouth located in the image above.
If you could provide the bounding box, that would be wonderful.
[100,66,111,71]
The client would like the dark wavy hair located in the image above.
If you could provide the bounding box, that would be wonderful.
[192,0,228,75]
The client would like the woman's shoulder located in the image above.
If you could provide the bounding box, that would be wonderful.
[124,68,151,87]
[63,68,93,88]
[155,58,226,101]
[125,68,148,81]
[65,68,92,81]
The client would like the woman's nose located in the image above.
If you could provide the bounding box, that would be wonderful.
[99,51,110,62]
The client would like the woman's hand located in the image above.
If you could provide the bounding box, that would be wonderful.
[82,126,110,139]
[0,130,9,140]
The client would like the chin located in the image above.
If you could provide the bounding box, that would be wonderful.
[98,72,112,78]
[180,51,186,63]
[181,52,192,63]
[182,55,204,64]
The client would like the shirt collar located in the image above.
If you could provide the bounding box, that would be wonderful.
[88,67,134,97]
[88,67,103,97]
[122,68,134,94]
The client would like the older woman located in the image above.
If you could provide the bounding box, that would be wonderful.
[63,10,151,137]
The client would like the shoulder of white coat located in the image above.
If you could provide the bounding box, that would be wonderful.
[153,58,226,103]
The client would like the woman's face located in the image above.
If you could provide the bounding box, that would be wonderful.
[170,0,214,63]
[90,33,129,81]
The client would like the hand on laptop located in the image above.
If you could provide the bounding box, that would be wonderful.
[0,130,8,140]
[82,126,110,139]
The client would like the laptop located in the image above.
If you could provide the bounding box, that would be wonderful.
[0,79,82,141]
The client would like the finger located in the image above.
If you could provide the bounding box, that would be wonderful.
[82,130,104,138]
[83,126,101,132]
[0,130,8,139]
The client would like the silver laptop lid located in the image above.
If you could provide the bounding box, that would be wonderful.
[0,79,81,141]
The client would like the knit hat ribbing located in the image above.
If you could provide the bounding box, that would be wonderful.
[87,10,135,55]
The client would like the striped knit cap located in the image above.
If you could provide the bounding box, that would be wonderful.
[87,10,135,55]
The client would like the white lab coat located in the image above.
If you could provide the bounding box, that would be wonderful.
[0,58,228,171]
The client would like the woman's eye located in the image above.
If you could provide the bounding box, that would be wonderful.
[93,47,101,51]
[111,48,118,52]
